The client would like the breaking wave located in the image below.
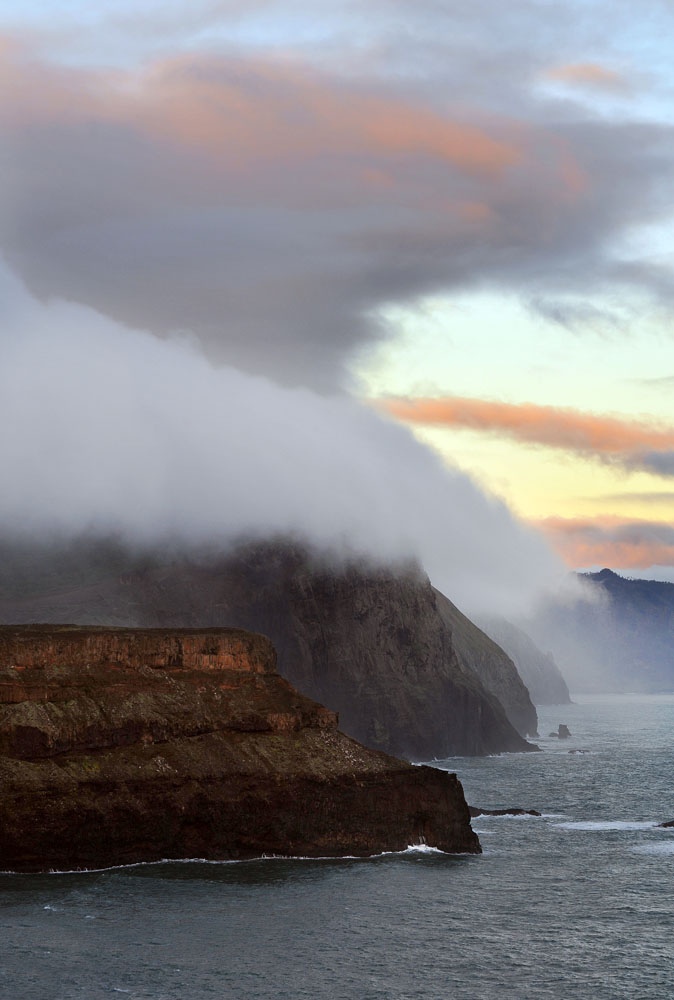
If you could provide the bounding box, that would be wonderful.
[553,820,658,832]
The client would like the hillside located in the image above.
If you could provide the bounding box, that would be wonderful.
[0,539,537,759]
[476,616,571,705]
[433,589,540,734]
[529,569,674,693]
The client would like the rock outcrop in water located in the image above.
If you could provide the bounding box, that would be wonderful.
[548,724,571,739]
[0,625,480,872]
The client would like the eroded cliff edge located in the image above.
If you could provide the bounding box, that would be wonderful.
[0,625,480,872]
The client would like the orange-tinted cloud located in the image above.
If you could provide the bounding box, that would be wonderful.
[545,62,623,89]
[536,516,674,569]
[11,36,672,392]
[379,396,674,460]
[0,46,524,178]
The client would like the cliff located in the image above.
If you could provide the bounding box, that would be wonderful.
[529,569,674,693]
[433,589,539,736]
[0,625,480,872]
[0,542,536,759]
[475,616,571,706]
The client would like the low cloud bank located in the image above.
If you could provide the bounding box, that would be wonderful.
[0,263,562,616]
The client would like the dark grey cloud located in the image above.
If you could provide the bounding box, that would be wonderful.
[1,6,674,389]
[589,491,674,503]
[635,451,674,476]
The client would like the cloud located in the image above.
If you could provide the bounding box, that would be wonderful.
[627,451,674,476]
[0,262,563,616]
[544,63,623,89]
[529,296,624,332]
[1,35,673,389]
[634,374,674,390]
[378,395,674,475]
[588,491,674,504]
[538,516,674,569]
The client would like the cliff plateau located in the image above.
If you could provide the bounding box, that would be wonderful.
[0,625,480,872]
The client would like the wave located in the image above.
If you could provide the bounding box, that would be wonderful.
[631,841,674,855]
[472,812,545,821]
[553,820,658,831]
[0,843,460,876]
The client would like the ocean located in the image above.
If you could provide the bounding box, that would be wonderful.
[2,694,673,1000]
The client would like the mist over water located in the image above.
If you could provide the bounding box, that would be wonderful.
[0,261,564,616]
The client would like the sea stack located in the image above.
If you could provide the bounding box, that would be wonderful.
[0,625,480,871]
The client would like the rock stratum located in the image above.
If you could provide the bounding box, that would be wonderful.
[0,540,536,759]
[0,625,480,872]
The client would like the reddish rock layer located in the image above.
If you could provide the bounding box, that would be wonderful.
[0,625,480,871]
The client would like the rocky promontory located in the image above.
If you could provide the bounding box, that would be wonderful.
[0,625,480,872]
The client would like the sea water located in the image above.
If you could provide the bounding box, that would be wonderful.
[1,694,673,999]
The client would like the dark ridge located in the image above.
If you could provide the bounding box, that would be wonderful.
[0,539,538,760]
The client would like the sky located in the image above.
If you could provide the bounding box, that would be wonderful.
[1,0,673,600]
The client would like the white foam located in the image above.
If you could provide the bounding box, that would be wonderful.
[553,820,657,832]
[1,843,467,875]
[631,841,674,856]
[473,812,542,821]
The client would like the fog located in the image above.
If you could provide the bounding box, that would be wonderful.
[3,15,671,621]
[0,262,563,616]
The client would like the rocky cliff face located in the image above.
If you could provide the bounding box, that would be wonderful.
[0,625,480,872]
[476,616,571,706]
[0,543,535,759]
[433,590,539,737]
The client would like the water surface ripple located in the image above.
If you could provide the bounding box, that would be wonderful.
[2,695,673,999]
